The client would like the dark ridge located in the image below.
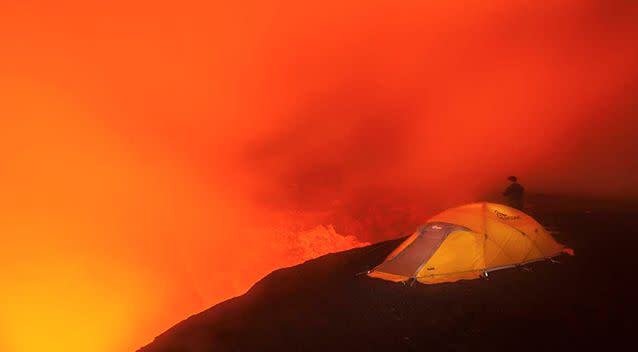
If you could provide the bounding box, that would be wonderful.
[139,196,637,352]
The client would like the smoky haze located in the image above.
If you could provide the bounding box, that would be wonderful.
[0,1,636,352]
[237,0,638,240]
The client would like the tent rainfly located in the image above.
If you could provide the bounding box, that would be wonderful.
[368,202,573,284]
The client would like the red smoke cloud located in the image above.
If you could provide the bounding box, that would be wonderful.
[238,0,638,239]
[0,1,636,351]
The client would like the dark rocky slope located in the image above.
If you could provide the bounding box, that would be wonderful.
[139,196,637,351]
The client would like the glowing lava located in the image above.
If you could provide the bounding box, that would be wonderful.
[0,1,636,351]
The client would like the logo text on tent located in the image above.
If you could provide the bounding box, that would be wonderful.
[494,210,520,220]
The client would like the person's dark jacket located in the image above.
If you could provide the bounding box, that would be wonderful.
[503,182,524,210]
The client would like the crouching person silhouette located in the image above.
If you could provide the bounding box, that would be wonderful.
[503,176,524,210]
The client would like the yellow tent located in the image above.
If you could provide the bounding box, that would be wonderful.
[368,202,573,284]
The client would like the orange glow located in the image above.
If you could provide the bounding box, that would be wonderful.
[1,1,637,351]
